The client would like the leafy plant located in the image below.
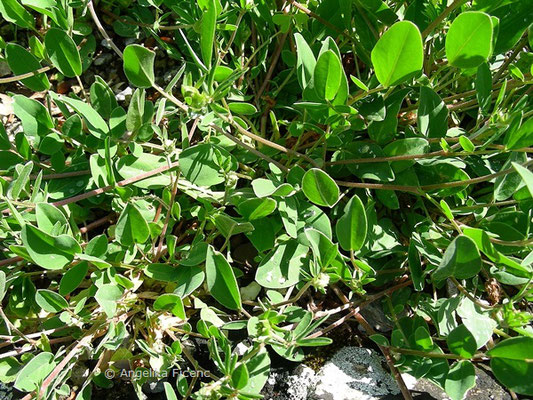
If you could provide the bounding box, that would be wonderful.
[0,0,532,399]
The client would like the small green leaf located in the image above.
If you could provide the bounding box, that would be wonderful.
[505,117,533,150]
[487,337,533,396]
[383,137,429,172]
[305,228,339,268]
[0,271,6,302]
[444,360,476,400]
[251,179,294,198]
[457,298,497,349]
[512,162,533,198]
[21,224,81,270]
[255,241,308,289]
[228,102,257,115]
[494,152,526,201]
[115,203,150,246]
[145,263,180,282]
[0,357,21,384]
[116,153,171,189]
[476,62,492,114]
[214,214,254,238]
[408,241,424,291]
[200,0,217,68]
[153,294,186,319]
[52,94,109,139]
[350,75,369,91]
[36,202,68,234]
[6,43,49,91]
[14,352,55,392]
[35,289,68,313]
[164,382,178,400]
[418,86,448,138]
[238,198,277,220]
[447,324,477,358]
[205,245,241,310]
[95,284,123,318]
[180,143,235,187]
[459,136,475,152]
[0,122,9,150]
[76,254,111,269]
[59,262,88,295]
[123,44,155,88]
[371,21,423,87]
[302,168,339,207]
[9,161,32,200]
[314,50,343,101]
[214,65,233,81]
[446,11,493,69]
[173,266,205,297]
[294,32,316,89]
[440,199,454,221]
[0,0,34,29]
[231,364,249,390]
[296,337,333,347]
[44,28,82,77]
[335,195,367,251]
[12,95,54,138]
[432,235,481,281]
[369,334,390,347]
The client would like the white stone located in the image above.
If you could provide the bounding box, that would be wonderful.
[312,347,400,400]
[234,342,249,356]
[287,365,316,400]
[115,86,134,102]
[0,94,13,117]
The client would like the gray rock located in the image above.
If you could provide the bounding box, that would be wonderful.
[94,53,113,66]
[404,365,511,400]
[262,365,316,400]
[312,347,400,400]
[142,379,166,394]
[286,365,316,400]
[115,87,134,102]
[0,382,13,400]
[358,302,393,333]
[70,363,90,386]
[262,346,512,400]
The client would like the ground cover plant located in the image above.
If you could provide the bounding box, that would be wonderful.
[0,0,532,399]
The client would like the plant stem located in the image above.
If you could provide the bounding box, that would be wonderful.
[421,0,467,39]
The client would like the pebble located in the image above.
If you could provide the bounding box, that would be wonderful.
[0,94,13,117]
[94,53,113,66]
[115,87,134,102]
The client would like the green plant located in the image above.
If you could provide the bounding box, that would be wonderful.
[0,0,532,399]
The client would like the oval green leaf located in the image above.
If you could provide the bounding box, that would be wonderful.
[115,203,150,246]
[371,21,423,87]
[335,195,367,251]
[14,352,55,392]
[35,289,68,313]
[432,235,481,281]
[445,11,493,69]
[44,28,82,77]
[123,44,155,88]
[302,168,339,207]
[228,102,257,115]
[21,224,81,270]
[487,336,533,396]
[6,43,50,91]
[206,245,241,310]
[314,50,343,101]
